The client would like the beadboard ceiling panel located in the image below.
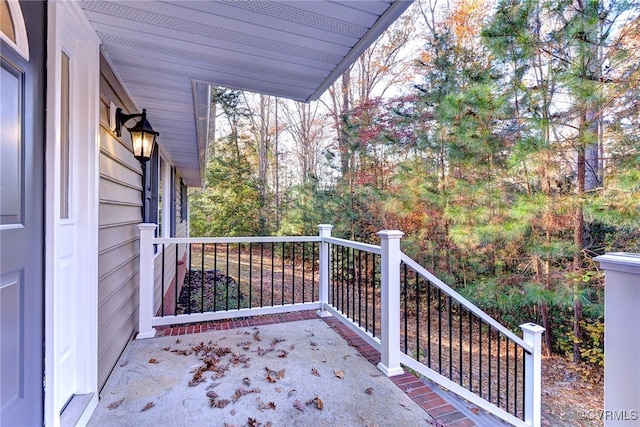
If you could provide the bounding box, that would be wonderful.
[81,0,412,187]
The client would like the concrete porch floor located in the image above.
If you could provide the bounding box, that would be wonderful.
[88,312,480,427]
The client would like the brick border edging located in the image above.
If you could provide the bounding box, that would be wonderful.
[151,311,474,427]
[321,316,475,427]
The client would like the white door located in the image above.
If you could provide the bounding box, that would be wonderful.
[45,1,100,422]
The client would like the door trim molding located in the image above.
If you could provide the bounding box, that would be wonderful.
[45,2,100,426]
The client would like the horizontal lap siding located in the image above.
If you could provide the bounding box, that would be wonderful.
[97,56,143,390]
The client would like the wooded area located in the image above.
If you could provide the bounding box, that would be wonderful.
[190,0,640,369]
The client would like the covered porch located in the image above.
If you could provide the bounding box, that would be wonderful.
[110,225,545,427]
[90,311,500,427]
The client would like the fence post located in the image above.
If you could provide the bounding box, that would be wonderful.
[377,230,405,377]
[595,253,640,426]
[520,322,545,427]
[138,223,157,339]
[317,224,333,317]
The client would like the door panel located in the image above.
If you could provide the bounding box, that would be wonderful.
[0,1,46,425]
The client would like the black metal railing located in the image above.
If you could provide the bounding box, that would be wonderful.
[327,239,382,338]
[158,239,320,316]
[400,259,527,420]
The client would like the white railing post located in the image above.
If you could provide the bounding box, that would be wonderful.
[317,224,333,317]
[137,223,157,339]
[520,322,545,427]
[595,253,640,426]
[377,230,404,377]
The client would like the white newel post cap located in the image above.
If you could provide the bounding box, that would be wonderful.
[377,230,404,239]
[595,252,640,274]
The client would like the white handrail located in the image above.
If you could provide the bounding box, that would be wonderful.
[323,236,382,255]
[153,236,321,244]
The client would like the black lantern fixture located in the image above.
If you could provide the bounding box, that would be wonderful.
[115,108,159,221]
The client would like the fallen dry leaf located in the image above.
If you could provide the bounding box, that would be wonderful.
[107,398,124,410]
[247,418,260,427]
[148,358,159,364]
[275,386,282,393]
[305,396,324,410]
[334,369,345,379]
[232,387,261,402]
[256,397,276,410]
[243,377,251,386]
[366,387,374,395]
[119,361,128,367]
[140,402,155,412]
[253,330,261,341]
[210,398,230,408]
[309,340,318,347]
[277,350,289,358]
[311,367,320,377]
[162,346,171,351]
[176,338,181,344]
[287,389,297,397]
[293,399,305,412]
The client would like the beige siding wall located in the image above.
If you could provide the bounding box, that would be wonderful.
[98,55,192,389]
[97,56,144,389]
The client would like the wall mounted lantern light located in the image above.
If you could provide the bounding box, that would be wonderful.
[114,107,159,222]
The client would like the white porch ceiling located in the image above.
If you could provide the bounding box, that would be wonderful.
[80,1,413,187]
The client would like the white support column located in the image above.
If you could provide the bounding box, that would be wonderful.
[595,253,640,426]
[377,230,405,377]
[317,224,333,317]
[137,223,157,339]
[520,322,545,427]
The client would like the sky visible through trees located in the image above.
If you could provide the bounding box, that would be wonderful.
[190,0,640,366]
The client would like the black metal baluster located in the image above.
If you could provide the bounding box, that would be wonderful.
[302,241,306,303]
[415,272,420,361]
[311,242,316,301]
[238,243,242,309]
[479,321,483,398]
[506,339,510,413]
[364,252,369,333]
[372,255,376,338]
[341,245,345,313]
[497,334,501,407]
[427,281,432,368]
[249,242,253,309]
[357,250,362,327]
[488,327,492,402]
[403,263,408,354]
[522,347,526,419]
[448,296,453,379]
[213,243,217,311]
[225,243,230,311]
[292,242,296,303]
[438,288,442,374]
[271,242,275,306]
[459,303,463,385]
[469,311,473,390]
[514,339,518,416]
[281,242,285,306]
[260,243,264,308]
[345,247,350,318]
[200,243,204,313]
